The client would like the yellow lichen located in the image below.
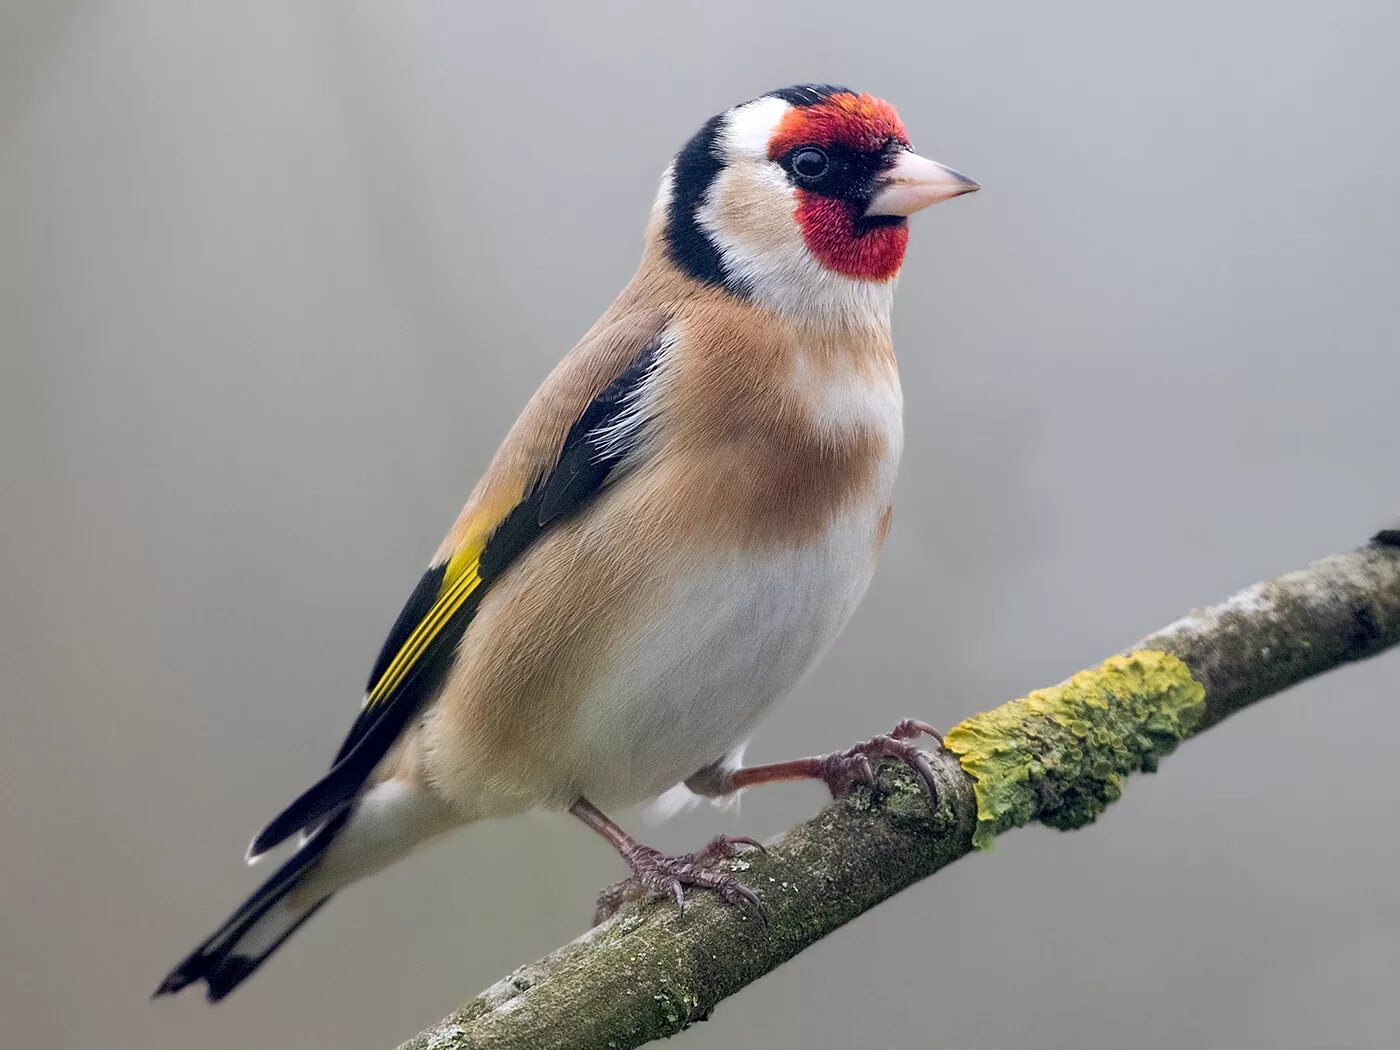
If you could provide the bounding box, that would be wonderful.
[944,651,1206,850]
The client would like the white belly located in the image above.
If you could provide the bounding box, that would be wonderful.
[566,494,890,810]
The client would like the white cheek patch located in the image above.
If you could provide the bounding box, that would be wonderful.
[695,162,897,329]
[695,164,806,288]
[695,164,802,261]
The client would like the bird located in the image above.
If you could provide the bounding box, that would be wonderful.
[156,83,978,1002]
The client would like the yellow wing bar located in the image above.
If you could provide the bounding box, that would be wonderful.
[364,559,482,708]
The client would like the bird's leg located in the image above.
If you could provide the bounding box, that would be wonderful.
[569,798,766,925]
[688,719,943,804]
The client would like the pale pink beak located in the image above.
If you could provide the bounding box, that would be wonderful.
[864,150,980,217]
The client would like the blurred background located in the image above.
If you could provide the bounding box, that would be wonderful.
[3,2,1399,1047]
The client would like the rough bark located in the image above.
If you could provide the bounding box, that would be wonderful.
[396,534,1400,1050]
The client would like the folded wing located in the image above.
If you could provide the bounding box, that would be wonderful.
[247,312,669,859]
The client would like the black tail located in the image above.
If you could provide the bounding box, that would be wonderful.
[246,693,423,859]
[246,761,364,861]
[155,809,348,1002]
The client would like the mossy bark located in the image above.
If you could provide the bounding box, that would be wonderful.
[397,536,1400,1050]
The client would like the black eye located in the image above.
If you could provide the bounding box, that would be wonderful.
[791,147,829,179]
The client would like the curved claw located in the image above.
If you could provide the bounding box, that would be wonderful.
[869,734,939,806]
[903,747,940,802]
[819,719,945,809]
[892,718,944,749]
[729,881,769,926]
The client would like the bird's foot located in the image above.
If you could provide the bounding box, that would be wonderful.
[816,718,943,803]
[593,835,767,925]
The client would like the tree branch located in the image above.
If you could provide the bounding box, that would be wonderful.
[396,534,1400,1050]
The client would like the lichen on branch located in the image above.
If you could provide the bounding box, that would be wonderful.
[944,651,1205,849]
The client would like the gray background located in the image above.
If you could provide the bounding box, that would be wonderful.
[3,2,1398,1048]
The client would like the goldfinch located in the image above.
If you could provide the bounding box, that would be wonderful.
[157,83,977,1001]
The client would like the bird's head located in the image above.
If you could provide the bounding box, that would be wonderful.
[653,84,977,326]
